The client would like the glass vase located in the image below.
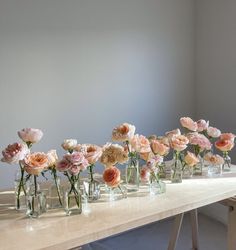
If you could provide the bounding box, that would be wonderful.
[208,164,222,177]
[125,158,139,192]
[171,153,183,183]
[222,152,231,172]
[149,178,166,195]
[64,181,82,216]
[105,185,127,202]
[48,176,63,209]
[83,179,100,202]
[193,155,204,176]
[182,166,194,179]
[26,177,47,218]
[14,169,29,211]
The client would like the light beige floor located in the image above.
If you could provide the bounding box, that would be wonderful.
[82,214,227,250]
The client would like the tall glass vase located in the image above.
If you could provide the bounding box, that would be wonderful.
[193,155,204,176]
[222,152,231,172]
[125,157,139,192]
[171,152,183,183]
[26,176,47,218]
[64,176,82,216]
[48,175,63,209]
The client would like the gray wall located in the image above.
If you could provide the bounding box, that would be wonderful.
[0,0,195,189]
[196,0,236,225]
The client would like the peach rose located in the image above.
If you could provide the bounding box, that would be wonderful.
[140,151,152,161]
[140,166,151,182]
[150,140,169,156]
[112,123,135,142]
[165,129,181,140]
[197,119,209,132]
[61,139,77,151]
[130,134,151,153]
[103,166,121,187]
[47,150,58,168]
[207,127,221,138]
[170,135,189,152]
[23,152,49,175]
[82,144,102,164]
[180,117,197,131]
[204,152,224,165]
[215,140,234,152]
[220,133,236,142]
[1,142,29,164]
[18,128,43,144]
[158,136,170,146]
[184,151,199,167]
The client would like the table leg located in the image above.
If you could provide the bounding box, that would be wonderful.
[190,209,199,250]
[228,205,236,250]
[168,213,184,250]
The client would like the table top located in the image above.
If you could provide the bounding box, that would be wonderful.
[1,168,236,250]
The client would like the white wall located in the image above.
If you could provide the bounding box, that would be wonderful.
[196,0,236,225]
[0,0,195,189]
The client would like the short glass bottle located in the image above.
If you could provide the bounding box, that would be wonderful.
[222,152,231,172]
[125,157,139,192]
[171,152,183,183]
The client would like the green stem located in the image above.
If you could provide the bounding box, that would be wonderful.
[34,175,37,197]
[52,169,62,206]
[89,165,94,182]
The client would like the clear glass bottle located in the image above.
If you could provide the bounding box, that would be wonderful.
[48,176,63,209]
[26,176,47,218]
[149,176,166,195]
[171,153,183,183]
[193,155,204,176]
[105,184,127,202]
[222,152,231,172]
[208,164,222,177]
[64,180,82,216]
[83,179,100,202]
[182,166,194,179]
[125,158,139,192]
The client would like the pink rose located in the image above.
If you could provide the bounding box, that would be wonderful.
[180,117,198,131]
[184,151,199,167]
[82,144,102,164]
[197,119,209,132]
[204,153,224,165]
[165,129,181,140]
[103,166,121,187]
[140,166,151,182]
[215,140,234,152]
[18,128,43,144]
[170,135,189,152]
[188,133,212,151]
[130,134,151,153]
[112,123,135,142]
[147,155,163,169]
[23,152,49,175]
[64,152,88,166]
[1,142,29,164]
[220,133,236,142]
[56,159,72,172]
[207,127,221,138]
[68,165,81,175]
[150,140,169,156]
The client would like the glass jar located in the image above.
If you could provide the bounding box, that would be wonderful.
[26,176,47,218]
[182,166,194,179]
[64,180,82,216]
[125,158,139,192]
[105,184,127,202]
[222,152,231,172]
[208,164,222,177]
[193,155,204,176]
[48,176,63,209]
[171,153,183,183]
[83,179,100,202]
[149,176,166,195]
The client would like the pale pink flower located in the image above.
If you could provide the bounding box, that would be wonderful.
[64,152,89,166]
[207,127,221,138]
[68,165,82,175]
[82,144,102,165]
[23,152,49,175]
[112,123,135,142]
[103,166,121,187]
[61,139,77,151]
[150,140,169,156]
[130,134,151,153]
[56,159,72,172]
[204,153,224,165]
[165,129,181,140]
[170,135,189,152]
[184,151,199,167]
[147,155,163,169]
[180,117,198,131]
[140,166,151,182]
[18,128,43,144]
[215,140,234,152]
[188,132,212,151]
[47,150,58,168]
[1,143,29,164]
[220,133,236,142]
[197,119,209,132]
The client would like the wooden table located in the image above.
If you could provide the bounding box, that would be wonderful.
[0,168,236,250]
